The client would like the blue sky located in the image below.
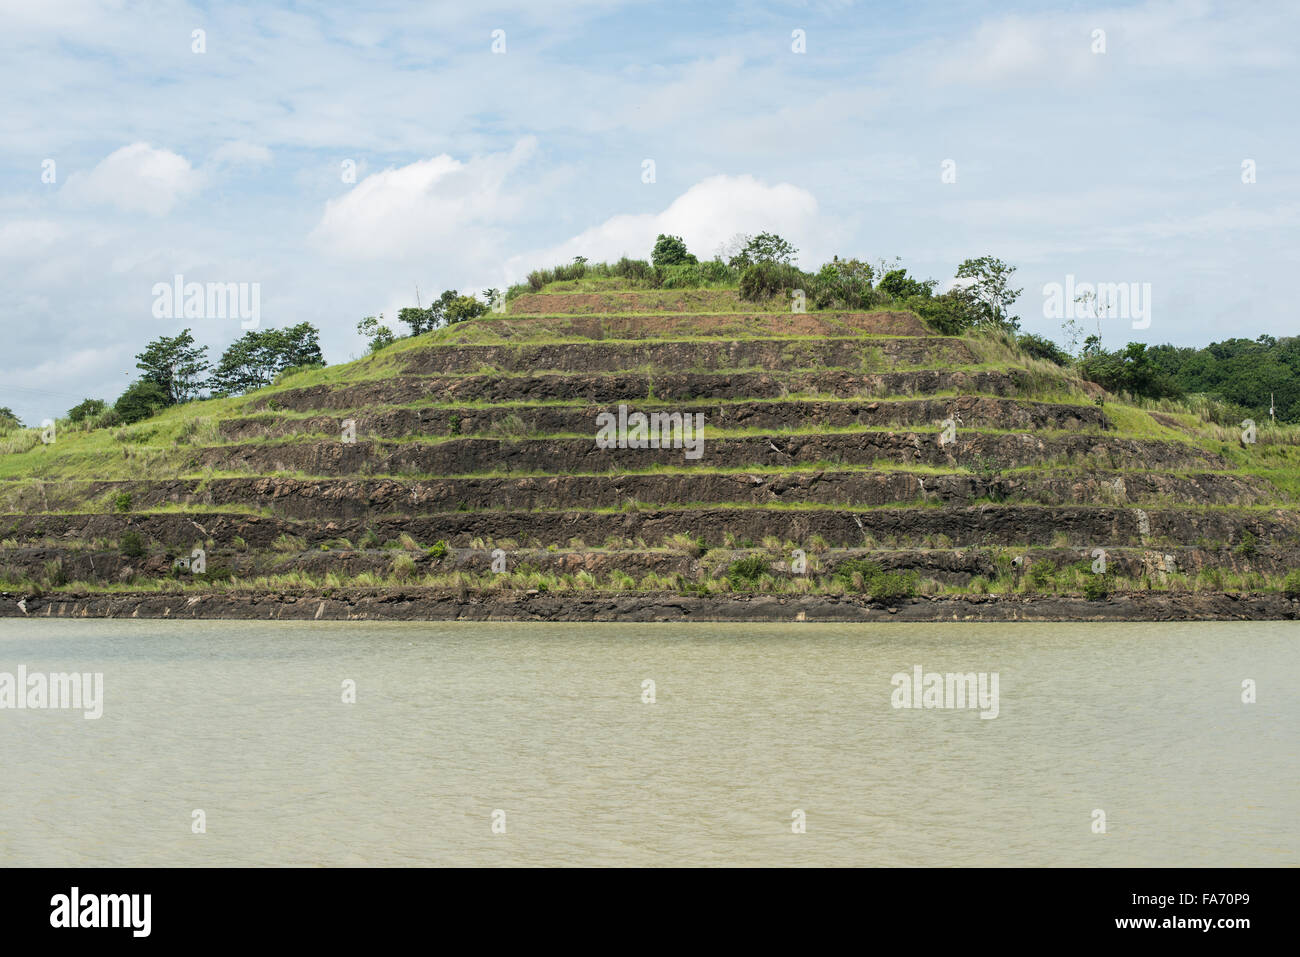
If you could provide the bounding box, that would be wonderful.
[1,0,1296,423]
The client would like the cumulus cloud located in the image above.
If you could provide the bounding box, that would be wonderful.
[309,137,538,260]
[61,143,203,216]
[512,174,820,273]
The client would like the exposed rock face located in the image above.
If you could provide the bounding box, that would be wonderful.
[2,589,1296,623]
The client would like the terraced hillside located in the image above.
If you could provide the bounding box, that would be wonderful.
[3,287,1299,621]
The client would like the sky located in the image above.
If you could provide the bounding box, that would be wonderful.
[1,0,1296,424]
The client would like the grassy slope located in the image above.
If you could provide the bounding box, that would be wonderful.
[2,281,1298,602]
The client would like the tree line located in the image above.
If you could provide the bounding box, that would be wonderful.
[26,323,326,430]
[355,289,493,353]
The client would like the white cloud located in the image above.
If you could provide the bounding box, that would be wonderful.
[309,138,538,261]
[923,0,1294,89]
[209,142,273,168]
[925,13,1099,88]
[0,220,67,258]
[512,174,821,272]
[61,143,203,216]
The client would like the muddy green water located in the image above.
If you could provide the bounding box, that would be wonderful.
[0,619,1295,866]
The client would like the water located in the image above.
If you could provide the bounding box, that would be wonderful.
[0,619,1295,867]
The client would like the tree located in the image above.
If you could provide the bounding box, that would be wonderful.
[398,290,489,332]
[1077,341,1181,400]
[0,407,20,431]
[727,232,798,268]
[955,256,1023,330]
[67,398,107,423]
[1146,334,1300,423]
[651,234,697,268]
[357,315,397,353]
[444,294,487,324]
[273,322,326,369]
[114,380,169,424]
[135,328,210,405]
[398,306,436,336]
[207,323,326,396]
[877,268,936,301]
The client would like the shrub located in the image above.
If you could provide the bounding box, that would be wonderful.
[697,259,738,284]
[119,530,146,558]
[1027,560,1056,589]
[833,558,882,586]
[877,269,935,301]
[1016,333,1071,366]
[90,408,123,429]
[812,257,878,310]
[832,558,917,600]
[391,553,417,581]
[665,533,706,557]
[114,380,168,425]
[656,262,704,288]
[725,555,770,588]
[739,261,808,302]
[907,288,985,335]
[1280,569,1300,598]
[43,559,67,587]
[426,540,449,561]
[869,570,918,601]
[67,398,107,424]
[612,257,652,282]
[1083,575,1110,601]
[551,259,587,283]
[1234,532,1258,558]
[651,234,696,268]
[113,492,132,513]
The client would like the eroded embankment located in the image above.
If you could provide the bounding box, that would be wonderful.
[4,469,1274,519]
[219,395,1111,441]
[2,589,1296,622]
[249,369,1046,411]
[6,542,1299,587]
[396,336,973,375]
[186,432,1230,477]
[4,504,1297,550]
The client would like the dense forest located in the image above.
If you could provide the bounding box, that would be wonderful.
[1149,336,1300,425]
